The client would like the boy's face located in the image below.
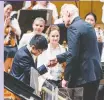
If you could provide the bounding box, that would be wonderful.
[32,20,45,34]
[31,46,43,56]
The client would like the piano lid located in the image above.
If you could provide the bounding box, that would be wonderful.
[4,72,41,100]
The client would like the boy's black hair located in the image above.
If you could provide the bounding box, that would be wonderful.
[29,34,48,50]
[85,12,97,22]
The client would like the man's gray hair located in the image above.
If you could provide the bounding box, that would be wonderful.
[60,4,69,17]
[65,4,79,16]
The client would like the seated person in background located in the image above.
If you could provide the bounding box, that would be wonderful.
[85,12,104,57]
[100,0,104,64]
[100,0,104,23]
[54,4,68,24]
[22,1,36,10]
[22,1,31,9]
[18,17,47,49]
[37,25,66,94]
[10,35,49,88]
[101,37,104,63]
[4,2,21,72]
[85,12,104,100]
[32,1,58,23]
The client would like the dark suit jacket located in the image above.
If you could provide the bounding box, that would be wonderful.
[57,17,102,87]
[10,46,47,85]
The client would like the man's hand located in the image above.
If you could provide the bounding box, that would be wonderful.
[50,57,58,66]
[46,57,58,67]
[62,79,68,88]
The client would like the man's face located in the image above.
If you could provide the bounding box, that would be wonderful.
[32,20,45,34]
[63,10,70,27]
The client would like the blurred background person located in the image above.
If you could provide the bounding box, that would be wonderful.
[100,0,104,23]
[22,1,36,10]
[100,0,104,67]
[85,12,104,57]
[85,12,104,100]
[18,17,47,49]
[32,1,58,23]
[4,2,21,73]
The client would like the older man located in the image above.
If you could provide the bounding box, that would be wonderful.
[51,4,102,100]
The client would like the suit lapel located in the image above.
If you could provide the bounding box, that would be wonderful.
[24,46,37,69]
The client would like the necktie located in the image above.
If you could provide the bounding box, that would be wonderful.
[35,57,37,68]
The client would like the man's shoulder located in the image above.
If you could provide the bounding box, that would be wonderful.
[68,18,94,35]
[16,46,29,58]
[72,18,84,25]
[71,18,91,29]
[17,46,25,54]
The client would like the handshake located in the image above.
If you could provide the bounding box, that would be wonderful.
[46,57,58,67]
[45,57,68,88]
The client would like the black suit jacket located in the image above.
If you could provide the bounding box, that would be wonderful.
[10,46,47,85]
[57,17,102,87]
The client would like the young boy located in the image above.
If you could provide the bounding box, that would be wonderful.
[10,34,48,86]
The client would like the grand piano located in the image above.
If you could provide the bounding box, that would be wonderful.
[4,72,41,100]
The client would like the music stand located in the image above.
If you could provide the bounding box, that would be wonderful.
[17,9,52,34]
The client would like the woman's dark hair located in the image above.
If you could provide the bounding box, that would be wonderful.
[4,2,12,7]
[29,34,48,50]
[85,12,97,22]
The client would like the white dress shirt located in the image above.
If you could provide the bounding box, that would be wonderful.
[26,45,39,95]
[37,43,66,91]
